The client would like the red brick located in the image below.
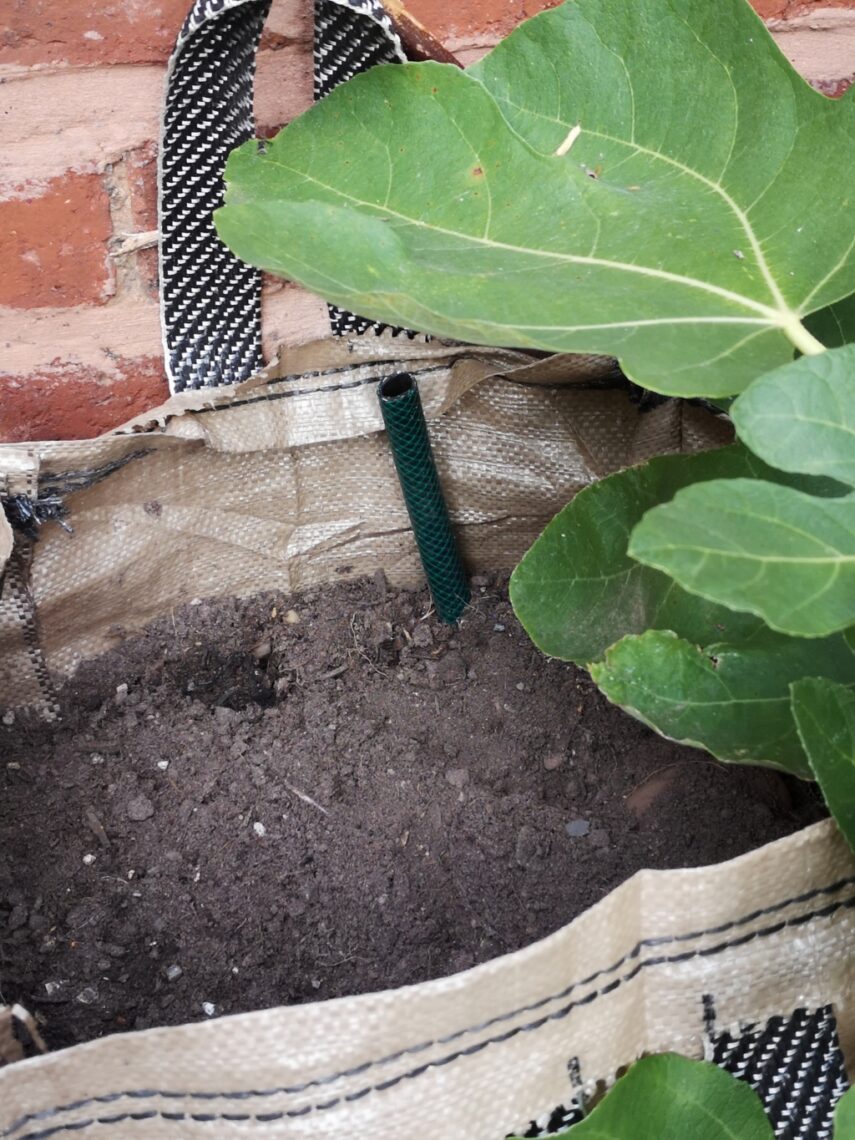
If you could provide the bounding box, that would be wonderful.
[127,142,158,232]
[0,174,113,309]
[403,0,855,45]
[0,0,190,68]
[0,359,167,443]
[126,142,160,297]
[754,0,855,16]
[406,0,535,41]
[815,75,854,96]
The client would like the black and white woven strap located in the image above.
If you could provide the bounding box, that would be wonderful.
[523,1005,849,1138]
[313,0,408,337]
[159,0,405,394]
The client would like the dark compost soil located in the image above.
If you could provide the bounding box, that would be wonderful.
[0,575,825,1051]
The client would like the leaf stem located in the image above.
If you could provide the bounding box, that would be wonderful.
[782,316,826,356]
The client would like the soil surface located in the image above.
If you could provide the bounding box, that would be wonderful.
[0,575,824,1051]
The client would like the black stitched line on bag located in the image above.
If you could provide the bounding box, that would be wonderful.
[5,876,854,1140]
[30,360,628,507]
[210,365,628,414]
[221,362,451,410]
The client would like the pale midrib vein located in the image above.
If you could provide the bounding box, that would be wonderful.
[668,326,771,374]
[442,316,768,333]
[778,564,841,622]
[797,227,855,312]
[493,98,792,315]
[588,127,788,312]
[656,547,854,565]
[267,158,783,321]
[621,679,791,710]
[749,413,855,437]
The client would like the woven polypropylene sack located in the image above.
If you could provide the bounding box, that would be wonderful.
[1,1,852,1135]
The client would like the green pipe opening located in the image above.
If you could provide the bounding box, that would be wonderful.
[378,372,470,624]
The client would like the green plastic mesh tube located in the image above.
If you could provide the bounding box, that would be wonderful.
[378,372,470,624]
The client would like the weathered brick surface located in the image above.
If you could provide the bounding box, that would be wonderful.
[0,359,166,442]
[0,0,310,69]
[406,0,555,40]
[0,173,113,308]
[754,0,855,17]
[1,67,163,186]
[126,142,160,297]
[1,0,191,68]
[1,0,854,444]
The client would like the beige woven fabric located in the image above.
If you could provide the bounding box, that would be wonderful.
[4,338,845,1137]
[0,338,729,714]
[0,822,852,1137]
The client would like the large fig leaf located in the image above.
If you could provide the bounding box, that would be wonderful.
[731,344,855,486]
[517,1054,772,1140]
[510,444,853,773]
[216,0,855,397]
[792,677,855,852]
[590,629,854,775]
[509,444,838,664]
[629,480,855,637]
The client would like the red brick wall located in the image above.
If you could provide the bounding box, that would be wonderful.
[2,0,854,442]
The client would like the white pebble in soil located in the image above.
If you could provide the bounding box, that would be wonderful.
[253,821,266,837]
[202,1002,216,1017]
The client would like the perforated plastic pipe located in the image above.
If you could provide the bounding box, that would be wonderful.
[378,373,470,624]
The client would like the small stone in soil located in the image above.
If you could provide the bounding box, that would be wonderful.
[2,710,15,726]
[76,987,99,1005]
[435,652,467,685]
[411,623,433,648]
[565,818,591,838]
[543,753,563,771]
[157,760,169,770]
[82,853,96,866]
[253,821,266,837]
[202,1002,216,1017]
[445,767,469,789]
[8,904,28,930]
[126,794,155,822]
[515,825,541,867]
[165,964,183,982]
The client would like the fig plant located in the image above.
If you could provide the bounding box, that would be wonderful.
[508,1053,854,1138]
[216,0,855,846]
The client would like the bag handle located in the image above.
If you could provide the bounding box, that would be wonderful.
[159,0,405,394]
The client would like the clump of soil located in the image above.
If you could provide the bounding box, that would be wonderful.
[0,575,823,1050]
